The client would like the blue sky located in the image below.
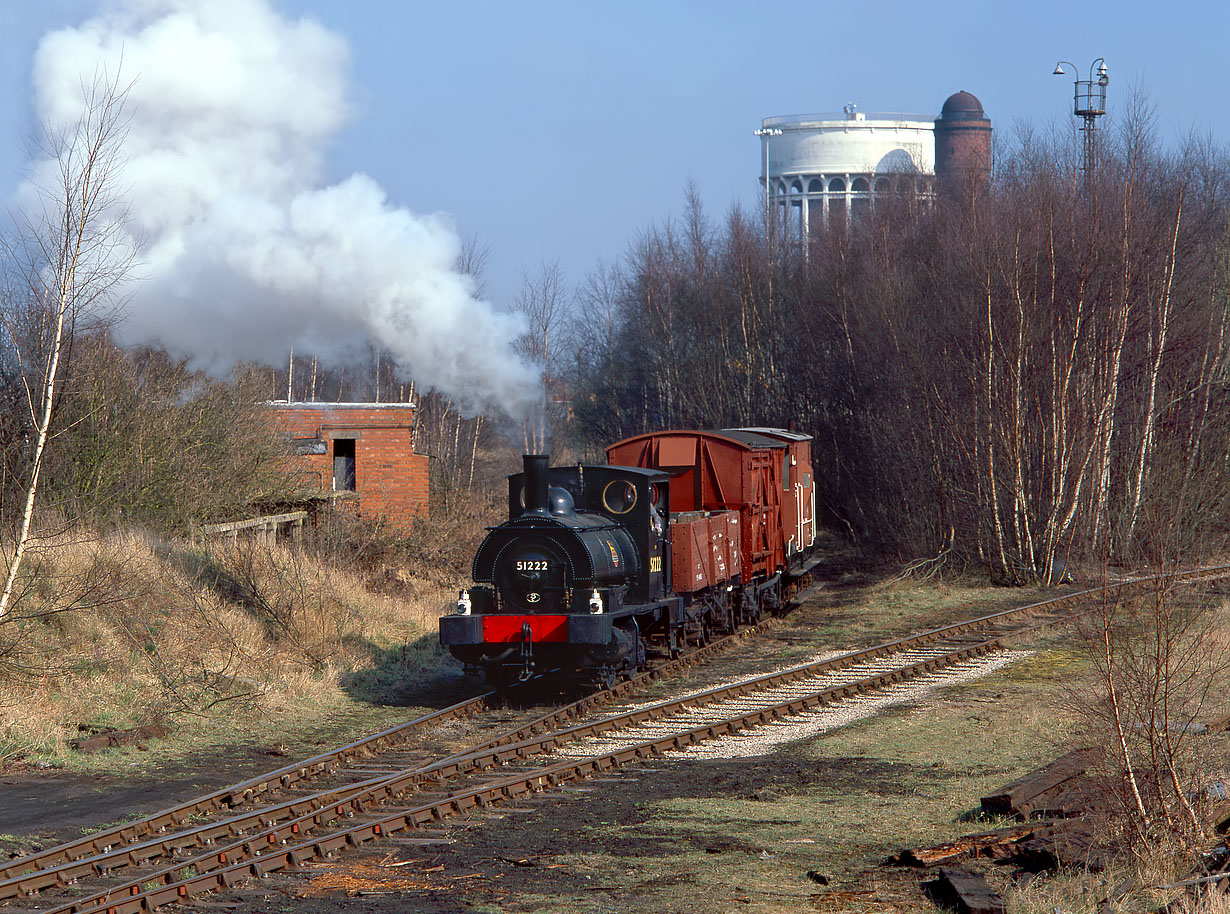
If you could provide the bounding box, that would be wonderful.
[2,0,1225,311]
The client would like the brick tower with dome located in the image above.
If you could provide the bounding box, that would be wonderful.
[933,90,992,199]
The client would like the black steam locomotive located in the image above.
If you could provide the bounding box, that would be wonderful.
[440,430,819,688]
[439,455,682,688]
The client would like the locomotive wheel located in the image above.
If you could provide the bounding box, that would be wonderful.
[630,628,647,670]
[615,625,647,680]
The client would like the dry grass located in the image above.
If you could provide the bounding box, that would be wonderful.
[1003,853,1230,914]
[0,528,461,766]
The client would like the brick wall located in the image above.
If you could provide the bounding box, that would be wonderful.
[264,402,430,531]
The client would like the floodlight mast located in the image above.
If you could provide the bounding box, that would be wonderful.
[1053,58,1108,192]
[753,126,783,222]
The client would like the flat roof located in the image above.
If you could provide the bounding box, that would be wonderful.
[763,112,934,130]
[729,426,812,442]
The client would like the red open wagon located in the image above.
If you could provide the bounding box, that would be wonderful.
[606,428,815,584]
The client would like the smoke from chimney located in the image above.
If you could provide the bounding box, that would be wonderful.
[19,0,539,417]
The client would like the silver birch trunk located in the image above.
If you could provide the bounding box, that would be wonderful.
[1123,193,1182,549]
[0,74,132,620]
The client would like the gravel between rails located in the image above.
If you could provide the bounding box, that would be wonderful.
[551,648,1032,761]
[674,649,1031,759]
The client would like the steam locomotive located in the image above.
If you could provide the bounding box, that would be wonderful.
[439,428,819,688]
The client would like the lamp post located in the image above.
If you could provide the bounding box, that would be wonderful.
[1053,58,1108,191]
[753,126,783,224]
[753,125,785,331]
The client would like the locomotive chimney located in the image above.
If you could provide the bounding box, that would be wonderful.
[523,454,550,514]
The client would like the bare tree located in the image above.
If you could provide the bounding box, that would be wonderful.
[514,259,570,454]
[1072,562,1229,855]
[569,102,1230,578]
[457,232,492,301]
[0,71,134,619]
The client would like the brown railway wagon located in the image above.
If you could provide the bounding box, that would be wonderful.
[606,428,815,583]
[739,427,816,563]
[670,509,741,594]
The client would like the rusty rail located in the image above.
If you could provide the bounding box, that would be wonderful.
[0,692,495,883]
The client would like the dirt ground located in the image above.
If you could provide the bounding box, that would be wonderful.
[0,745,320,853]
[133,667,1056,914]
[269,756,934,914]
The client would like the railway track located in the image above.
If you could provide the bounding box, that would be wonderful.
[5,565,1227,914]
[0,616,780,912]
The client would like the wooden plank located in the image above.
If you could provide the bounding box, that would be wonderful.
[1046,821,1105,871]
[980,747,1102,816]
[1012,819,1105,873]
[1015,779,1102,818]
[893,822,1056,867]
[926,868,1004,914]
[1209,797,1230,834]
[69,722,170,752]
[201,511,308,535]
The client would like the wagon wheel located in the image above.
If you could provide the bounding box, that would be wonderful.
[700,618,715,646]
[741,591,760,625]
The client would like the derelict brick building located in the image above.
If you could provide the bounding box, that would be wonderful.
[265,401,429,531]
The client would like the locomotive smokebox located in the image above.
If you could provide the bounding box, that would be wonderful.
[523,454,550,514]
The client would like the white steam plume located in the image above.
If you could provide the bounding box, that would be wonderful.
[21,0,537,416]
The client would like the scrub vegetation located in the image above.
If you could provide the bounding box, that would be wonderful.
[0,528,469,766]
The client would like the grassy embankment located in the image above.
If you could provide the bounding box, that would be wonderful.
[0,527,476,771]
